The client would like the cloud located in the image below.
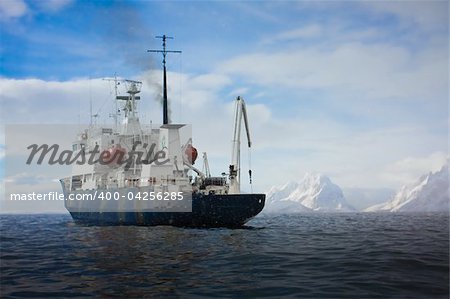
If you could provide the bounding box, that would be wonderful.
[363,1,449,32]
[1,2,448,194]
[0,73,272,188]
[380,151,448,186]
[0,0,73,23]
[5,172,52,185]
[0,78,118,124]
[226,1,281,24]
[228,87,249,97]
[268,24,322,42]
[219,41,447,102]
[0,0,28,21]
[0,144,4,160]
[1,54,447,192]
[34,0,74,12]
[188,73,231,91]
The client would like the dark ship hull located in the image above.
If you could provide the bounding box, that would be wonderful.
[68,193,265,228]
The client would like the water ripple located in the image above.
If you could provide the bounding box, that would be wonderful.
[1,213,448,298]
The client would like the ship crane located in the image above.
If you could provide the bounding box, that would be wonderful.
[202,152,211,178]
[229,96,251,194]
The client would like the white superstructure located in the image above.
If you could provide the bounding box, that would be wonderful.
[61,82,253,204]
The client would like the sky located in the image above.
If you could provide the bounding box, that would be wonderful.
[0,0,449,211]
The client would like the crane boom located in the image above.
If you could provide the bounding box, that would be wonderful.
[229,96,251,194]
[202,152,211,178]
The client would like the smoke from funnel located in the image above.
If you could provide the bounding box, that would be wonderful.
[92,3,172,123]
[146,79,172,124]
[96,3,156,72]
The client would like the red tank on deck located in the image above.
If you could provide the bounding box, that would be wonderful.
[102,145,127,166]
[185,144,198,164]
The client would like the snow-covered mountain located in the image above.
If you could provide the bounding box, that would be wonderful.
[265,173,355,213]
[365,164,449,212]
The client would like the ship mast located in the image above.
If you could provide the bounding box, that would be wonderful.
[148,35,182,125]
[103,74,119,131]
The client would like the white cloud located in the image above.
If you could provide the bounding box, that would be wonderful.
[0,36,447,195]
[268,24,322,43]
[189,73,231,91]
[245,113,447,190]
[0,144,4,160]
[0,0,27,21]
[0,78,118,124]
[380,151,448,186]
[35,0,74,12]
[219,41,447,102]
[226,1,281,24]
[2,1,448,211]
[0,74,275,194]
[5,172,54,185]
[0,0,73,23]
[228,87,249,97]
[1,70,447,193]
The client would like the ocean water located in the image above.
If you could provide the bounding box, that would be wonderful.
[0,213,448,298]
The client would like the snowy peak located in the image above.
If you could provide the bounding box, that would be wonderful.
[302,172,332,186]
[265,173,355,213]
[266,181,300,203]
[365,163,449,212]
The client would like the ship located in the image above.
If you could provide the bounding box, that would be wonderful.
[60,35,265,227]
